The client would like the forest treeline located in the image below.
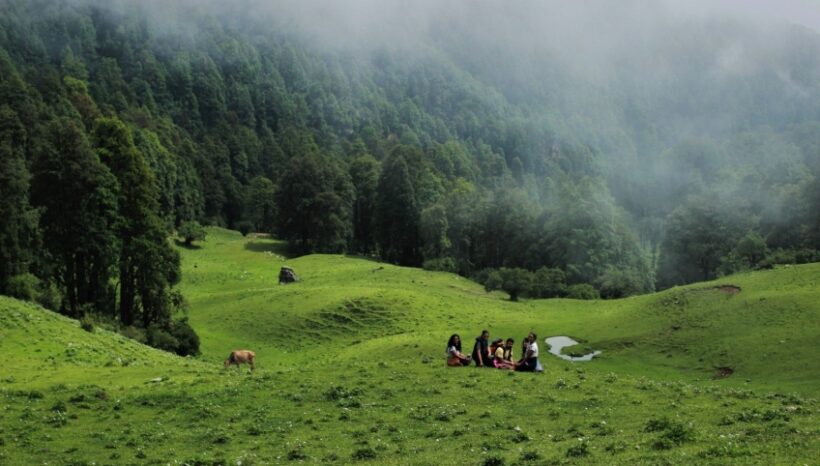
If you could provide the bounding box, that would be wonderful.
[2,0,820,342]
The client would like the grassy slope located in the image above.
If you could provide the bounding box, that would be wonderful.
[0,227,817,465]
[182,228,820,394]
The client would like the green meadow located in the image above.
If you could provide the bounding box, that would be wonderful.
[1,227,818,465]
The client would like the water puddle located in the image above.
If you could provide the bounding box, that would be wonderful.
[544,336,601,361]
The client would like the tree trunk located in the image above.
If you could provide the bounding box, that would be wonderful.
[65,253,78,317]
[119,261,135,326]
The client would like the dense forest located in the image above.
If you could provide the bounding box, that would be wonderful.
[2,0,820,350]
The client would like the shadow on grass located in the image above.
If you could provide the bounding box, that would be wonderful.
[343,253,388,264]
[174,239,202,250]
[243,239,296,259]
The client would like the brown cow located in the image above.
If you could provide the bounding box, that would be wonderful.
[224,350,256,372]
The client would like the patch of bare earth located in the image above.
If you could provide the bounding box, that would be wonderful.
[716,285,741,294]
[714,366,734,379]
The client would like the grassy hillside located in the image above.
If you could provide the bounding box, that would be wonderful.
[181,228,820,394]
[1,227,818,465]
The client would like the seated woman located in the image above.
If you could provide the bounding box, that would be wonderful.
[489,338,503,357]
[493,338,515,369]
[446,334,472,366]
[502,338,515,362]
[516,335,529,366]
[516,332,540,372]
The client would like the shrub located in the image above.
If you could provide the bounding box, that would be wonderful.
[499,267,534,301]
[120,326,147,344]
[767,247,820,265]
[566,283,599,300]
[138,320,202,356]
[597,268,645,299]
[532,267,567,298]
[169,318,200,356]
[471,268,491,284]
[36,281,63,311]
[6,273,39,301]
[483,270,503,292]
[178,220,206,245]
[9,275,65,311]
[79,314,95,333]
[147,325,180,353]
[733,232,768,267]
[236,220,254,237]
[422,257,457,273]
[720,233,769,275]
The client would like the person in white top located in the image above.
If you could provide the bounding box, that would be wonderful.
[515,332,541,372]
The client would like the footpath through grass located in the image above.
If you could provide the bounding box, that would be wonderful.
[1,227,818,465]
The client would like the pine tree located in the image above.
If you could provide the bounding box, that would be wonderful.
[93,117,179,327]
[376,154,421,265]
[275,153,353,254]
[0,106,37,293]
[245,176,277,233]
[349,154,380,254]
[31,118,120,315]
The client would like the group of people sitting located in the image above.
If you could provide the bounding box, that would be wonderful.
[446,330,542,372]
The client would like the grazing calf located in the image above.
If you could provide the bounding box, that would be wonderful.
[224,350,256,372]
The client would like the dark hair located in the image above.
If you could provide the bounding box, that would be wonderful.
[447,334,462,352]
[503,339,514,360]
[481,329,489,336]
[490,338,504,355]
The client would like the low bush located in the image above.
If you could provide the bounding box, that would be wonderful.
[422,257,457,273]
[6,273,39,301]
[147,325,180,353]
[566,283,599,300]
[169,318,200,356]
[178,220,206,245]
[36,281,63,311]
[120,326,147,344]
[236,221,254,237]
[79,314,94,333]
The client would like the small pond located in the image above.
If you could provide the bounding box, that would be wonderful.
[544,336,601,362]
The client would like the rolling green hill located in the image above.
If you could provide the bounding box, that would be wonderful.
[1,227,818,465]
[181,228,820,394]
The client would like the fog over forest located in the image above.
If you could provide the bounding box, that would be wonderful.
[2,0,820,329]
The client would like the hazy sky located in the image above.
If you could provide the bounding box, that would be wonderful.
[669,0,820,32]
